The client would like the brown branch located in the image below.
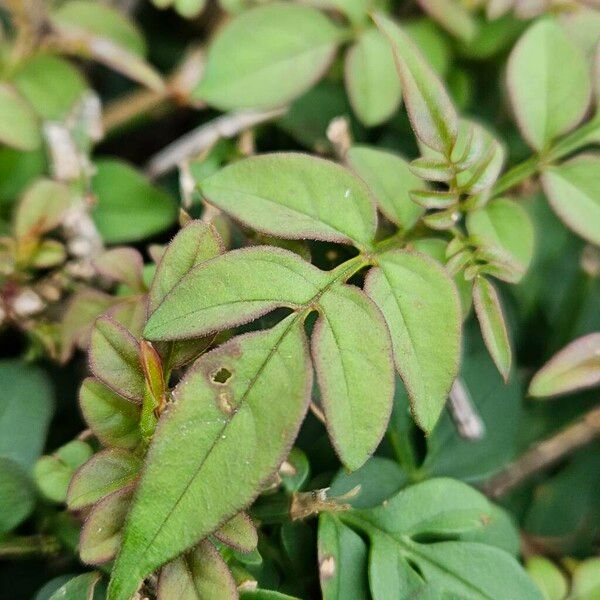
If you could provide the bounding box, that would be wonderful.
[482,405,600,499]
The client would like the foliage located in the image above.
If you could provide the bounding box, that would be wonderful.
[0,0,599,599]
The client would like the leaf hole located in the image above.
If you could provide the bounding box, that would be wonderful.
[212,367,232,384]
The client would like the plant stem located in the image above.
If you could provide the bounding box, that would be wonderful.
[0,535,61,559]
[481,405,600,499]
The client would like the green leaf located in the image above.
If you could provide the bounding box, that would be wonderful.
[473,277,511,381]
[34,440,93,503]
[157,540,238,599]
[507,18,591,151]
[79,378,141,449]
[340,479,543,599]
[572,557,600,600]
[365,250,461,433]
[344,29,402,127]
[373,13,458,154]
[14,178,71,239]
[416,0,477,42]
[199,153,377,249]
[0,83,41,151]
[0,360,54,469]
[346,146,424,231]
[280,447,310,493]
[192,3,342,110]
[89,316,145,402]
[526,556,568,600]
[67,448,141,510]
[528,333,600,398]
[48,573,102,600]
[108,315,311,600]
[80,486,133,564]
[541,154,600,246]
[144,247,325,341]
[312,284,394,470]
[51,0,146,56]
[11,54,88,121]
[91,160,177,244]
[149,220,223,313]
[318,513,370,600]
[214,512,258,553]
[93,248,145,292]
[0,457,36,534]
[466,198,534,283]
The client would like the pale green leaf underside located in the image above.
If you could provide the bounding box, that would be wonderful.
[507,18,591,151]
[193,3,341,110]
[529,333,600,397]
[346,145,424,231]
[345,28,402,127]
[541,155,600,246]
[108,316,311,600]
[199,153,377,249]
[365,250,461,433]
[144,246,326,341]
[313,284,394,470]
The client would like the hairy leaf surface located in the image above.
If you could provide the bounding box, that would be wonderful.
[199,153,377,248]
[312,284,394,470]
[365,251,461,433]
[108,316,311,600]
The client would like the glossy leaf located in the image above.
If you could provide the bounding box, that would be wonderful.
[149,220,223,313]
[89,316,145,402]
[541,154,600,246]
[144,247,325,341]
[92,160,177,244]
[365,250,461,433]
[79,378,141,449]
[108,316,311,600]
[344,29,402,127]
[529,333,600,398]
[193,4,341,110]
[346,146,424,230]
[312,284,394,470]
[507,18,591,150]
[158,540,238,600]
[68,448,141,510]
[48,573,101,600]
[466,198,534,283]
[80,486,134,564]
[473,277,511,381]
[374,13,458,154]
[199,153,377,248]
[0,83,41,151]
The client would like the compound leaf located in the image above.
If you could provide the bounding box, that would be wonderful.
[108,315,311,600]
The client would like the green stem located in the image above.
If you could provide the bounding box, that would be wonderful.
[492,154,541,197]
[0,535,60,559]
[387,429,416,472]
